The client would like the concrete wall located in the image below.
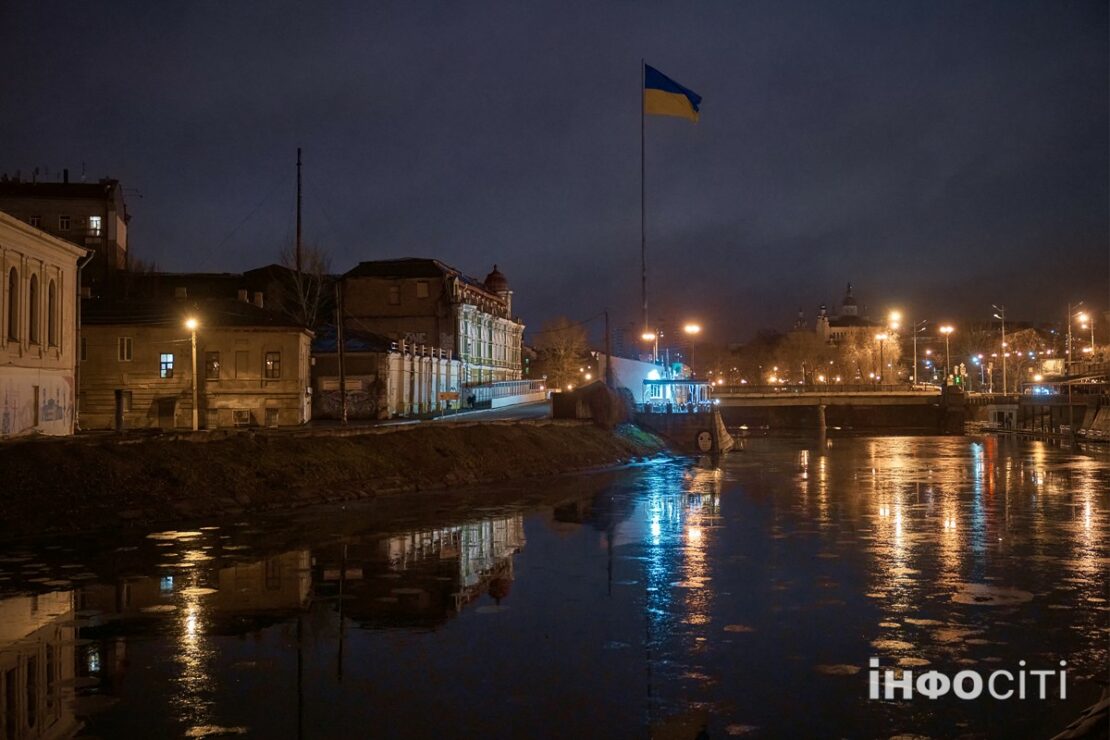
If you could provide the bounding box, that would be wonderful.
[596,353,660,402]
[0,212,84,437]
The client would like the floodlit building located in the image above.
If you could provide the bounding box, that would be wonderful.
[0,173,129,290]
[0,211,87,437]
[79,297,312,430]
[341,259,524,384]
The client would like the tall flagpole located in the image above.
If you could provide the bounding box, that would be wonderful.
[640,59,647,333]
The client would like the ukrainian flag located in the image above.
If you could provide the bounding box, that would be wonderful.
[644,64,701,122]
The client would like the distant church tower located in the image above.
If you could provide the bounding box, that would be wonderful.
[840,282,859,317]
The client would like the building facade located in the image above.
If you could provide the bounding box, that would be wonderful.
[816,283,880,345]
[0,174,129,290]
[0,212,86,437]
[341,259,523,384]
[80,298,312,430]
[312,326,463,419]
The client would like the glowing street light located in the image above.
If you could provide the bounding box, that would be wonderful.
[875,332,889,385]
[939,325,954,381]
[184,317,200,431]
[683,323,702,335]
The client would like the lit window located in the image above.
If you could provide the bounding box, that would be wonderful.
[88,215,102,236]
[118,337,133,362]
[205,351,220,379]
[265,351,281,379]
[388,286,400,305]
[160,353,174,378]
[58,215,70,231]
[416,281,429,298]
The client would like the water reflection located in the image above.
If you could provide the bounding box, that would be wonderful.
[0,437,1103,738]
[0,590,77,739]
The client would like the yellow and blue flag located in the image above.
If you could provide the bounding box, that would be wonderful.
[644,65,701,122]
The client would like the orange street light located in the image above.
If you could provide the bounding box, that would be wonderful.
[184,317,200,431]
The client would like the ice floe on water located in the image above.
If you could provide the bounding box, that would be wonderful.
[950,583,1034,606]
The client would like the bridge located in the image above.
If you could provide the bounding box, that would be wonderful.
[709,384,961,432]
[712,384,940,406]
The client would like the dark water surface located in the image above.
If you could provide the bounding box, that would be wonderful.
[0,435,1106,739]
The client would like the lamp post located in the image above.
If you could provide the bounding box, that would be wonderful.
[875,332,888,385]
[185,317,200,431]
[641,330,659,365]
[938,325,954,383]
[992,305,1006,394]
[907,319,927,386]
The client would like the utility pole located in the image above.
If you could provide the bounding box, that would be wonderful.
[336,282,347,425]
[604,309,613,387]
[1067,302,1074,436]
[295,147,303,275]
[1000,314,1006,393]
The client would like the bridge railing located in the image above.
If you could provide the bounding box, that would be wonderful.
[464,379,547,404]
[714,384,938,395]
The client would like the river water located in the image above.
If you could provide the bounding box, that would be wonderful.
[0,435,1106,739]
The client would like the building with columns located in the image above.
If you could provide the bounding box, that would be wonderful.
[0,211,87,437]
[341,259,524,384]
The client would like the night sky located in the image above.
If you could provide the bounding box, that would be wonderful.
[2,1,1106,341]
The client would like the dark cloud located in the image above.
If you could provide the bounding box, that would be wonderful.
[1,1,1105,341]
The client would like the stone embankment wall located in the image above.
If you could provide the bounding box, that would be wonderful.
[0,421,666,540]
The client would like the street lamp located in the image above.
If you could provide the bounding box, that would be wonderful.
[683,323,701,335]
[939,325,954,382]
[991,305,1007,394]
[185,317,200,431]
[641,330,659,364]
[875,332,888,385]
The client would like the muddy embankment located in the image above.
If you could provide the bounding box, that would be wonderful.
[0,421,667,540]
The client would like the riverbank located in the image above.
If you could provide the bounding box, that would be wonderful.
[0,421,667,540]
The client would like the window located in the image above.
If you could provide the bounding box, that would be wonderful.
[27,274,39,344]
[58,215,70,231]
[388,285,400,305]
[47,280,57,346]
[160,353,174,378]
[118,337,133,362]
[265,351,281,379]
[28,215,40,228]
[205,351,220,379]
[88,215,102,236]
[233,410,251,427]
[7,268,18,340]
[416,280,429,299]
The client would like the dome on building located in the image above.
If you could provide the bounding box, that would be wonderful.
[484,264,509,293]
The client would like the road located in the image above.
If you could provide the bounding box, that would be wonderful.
[432,399,550,422]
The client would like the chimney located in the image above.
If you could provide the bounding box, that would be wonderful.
[237,288,248,302]
[63,168,69,184]
[253,291,264,308]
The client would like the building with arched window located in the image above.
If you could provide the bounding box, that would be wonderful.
[0,211,87,437]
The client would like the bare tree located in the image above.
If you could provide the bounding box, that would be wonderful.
[277,243,332,329]
[534,317,589,390]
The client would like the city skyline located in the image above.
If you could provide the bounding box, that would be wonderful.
[1,1,1106,341]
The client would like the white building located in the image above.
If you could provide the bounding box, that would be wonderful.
[0,211,87,437]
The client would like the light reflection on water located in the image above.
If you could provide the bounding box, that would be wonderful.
[0,436,1103,738]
